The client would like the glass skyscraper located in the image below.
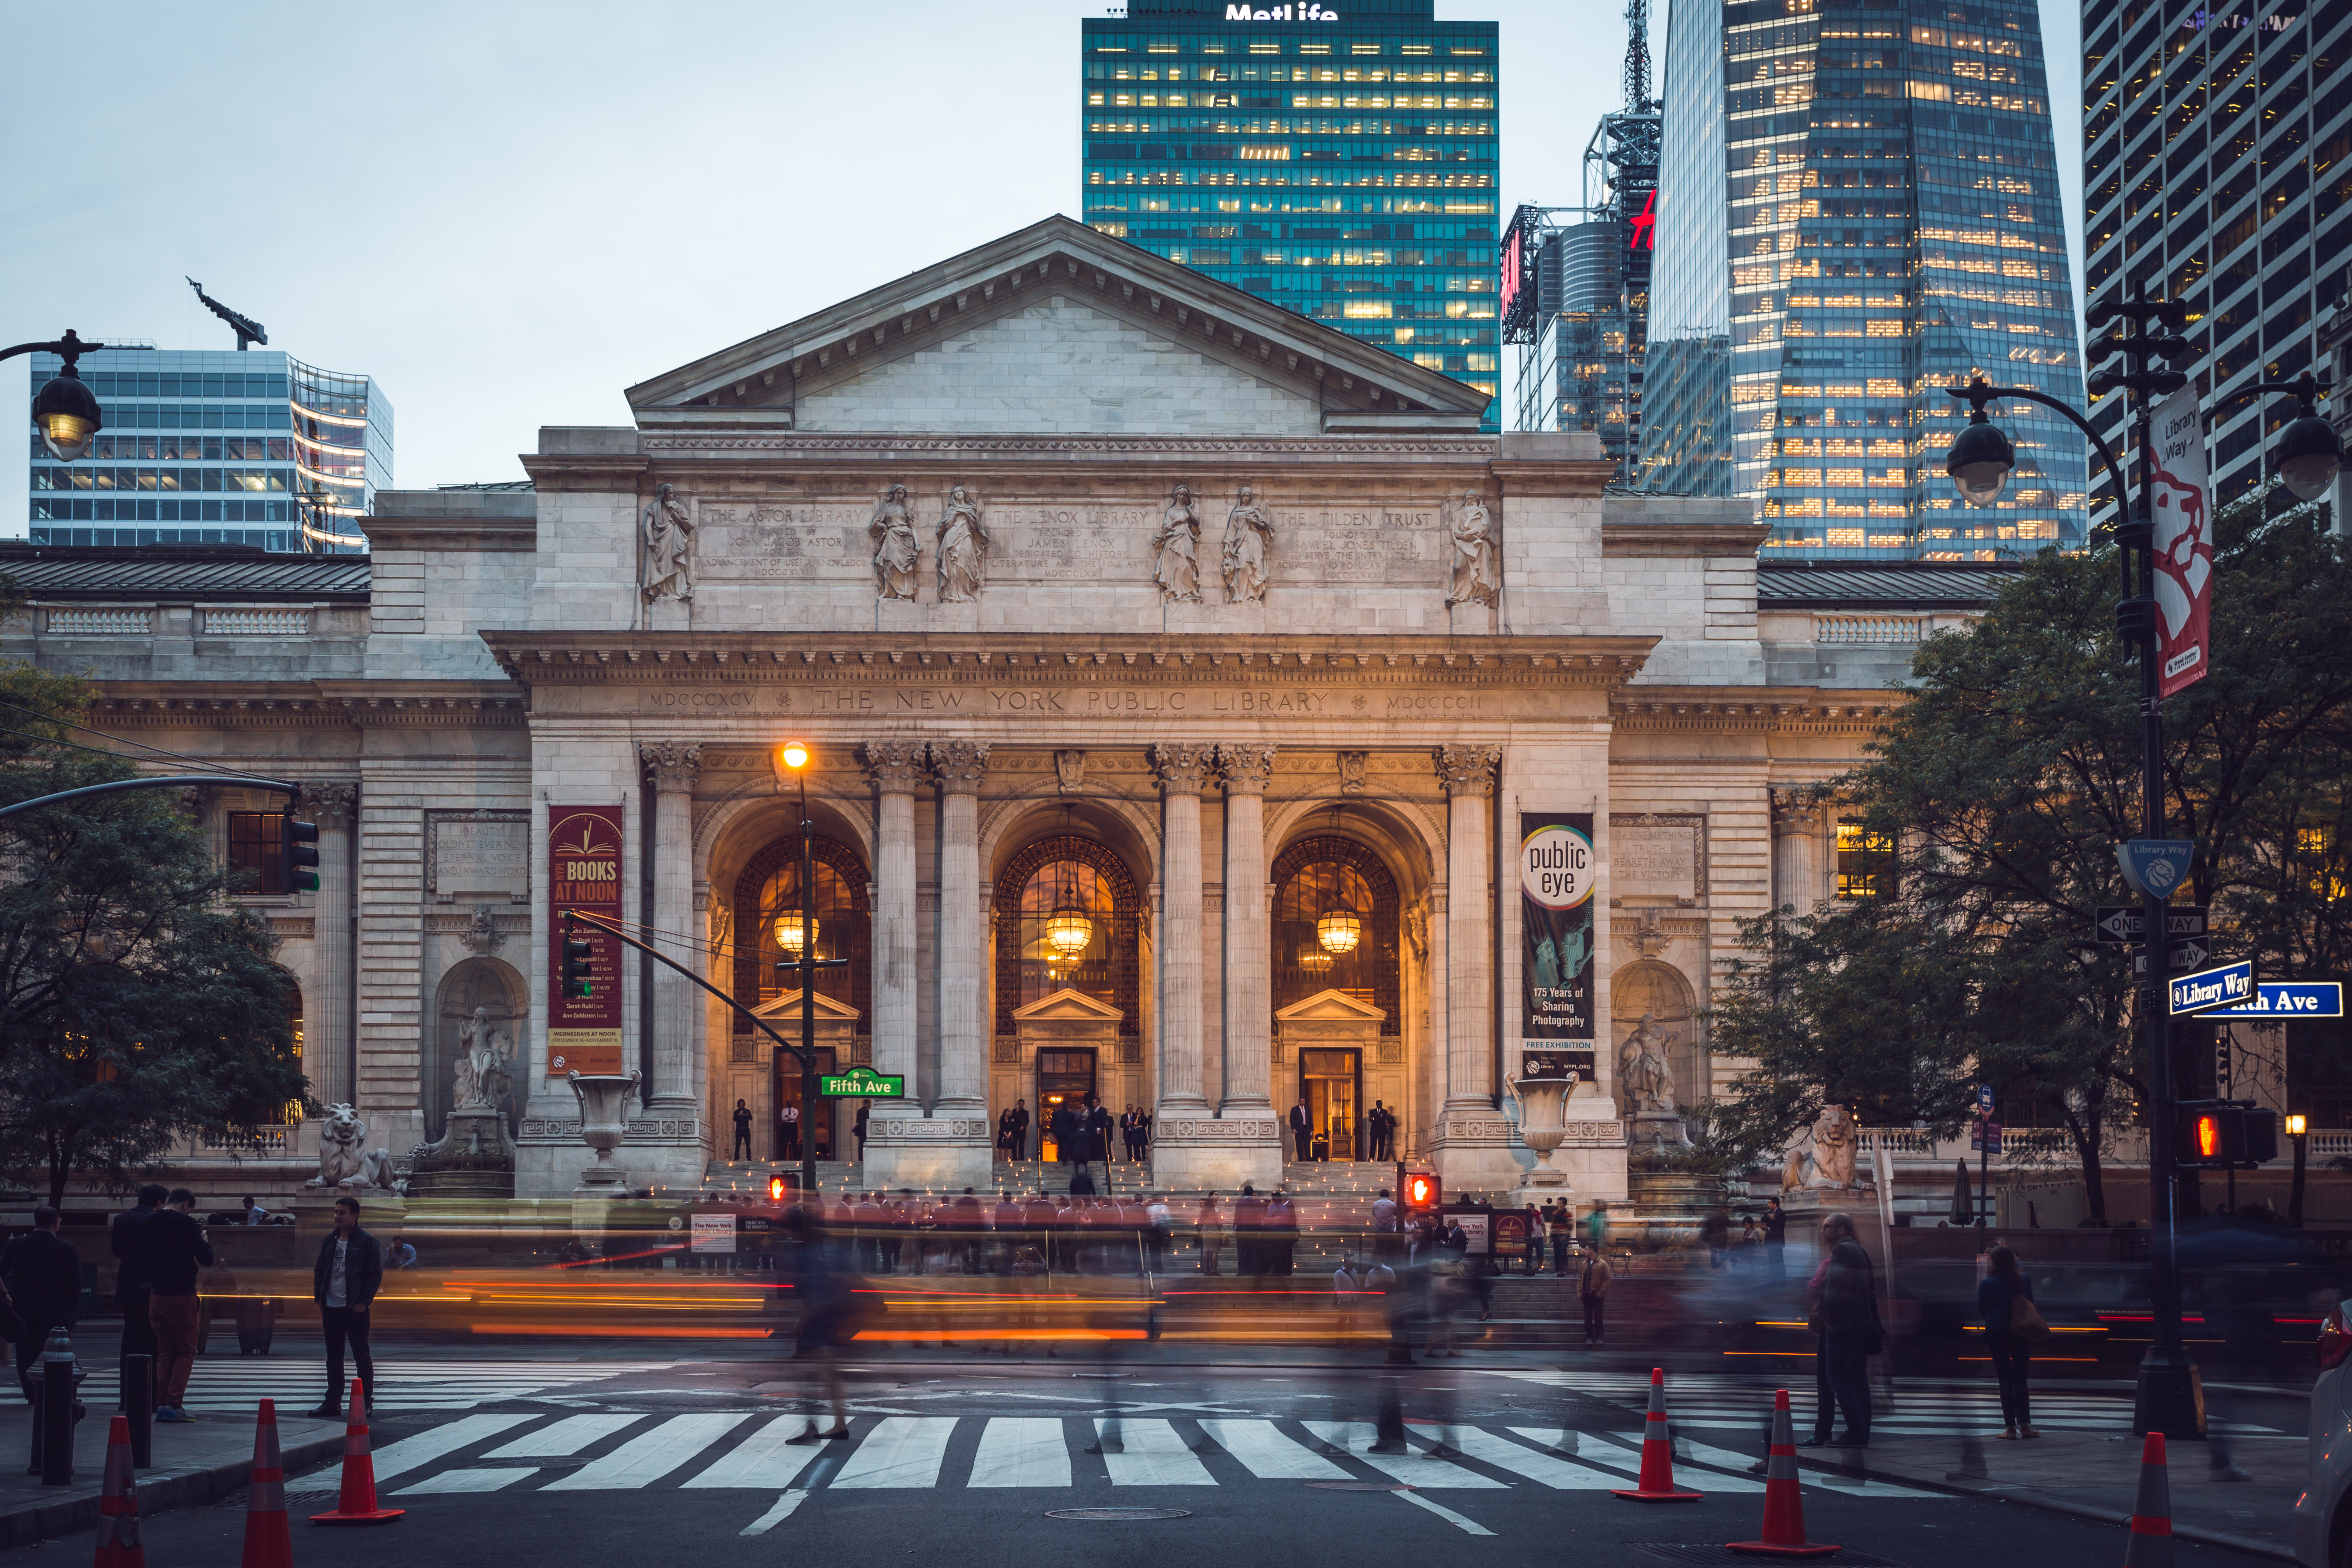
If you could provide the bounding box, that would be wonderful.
[25,347,392,552]
[1080,0,1501,423]
[1638,0,2086,560]
[2085,0,2352,521]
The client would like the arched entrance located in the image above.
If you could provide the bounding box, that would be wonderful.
[1271,835,1401,1161]
[732,834,871,1162]
[993,834,1142,1151]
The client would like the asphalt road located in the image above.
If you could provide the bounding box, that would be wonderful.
[11,1341,2291,1568]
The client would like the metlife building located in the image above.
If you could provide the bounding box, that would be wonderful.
[1081,0,1502,425]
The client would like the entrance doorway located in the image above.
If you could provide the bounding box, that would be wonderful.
[1299,1048,1362,1161]
[775,1046,838,1163]
[1035,1048,1098,1161]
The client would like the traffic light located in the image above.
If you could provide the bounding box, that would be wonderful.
[283,815,319,892]
[2173,1101,2281,1168]
[1403,1171,1440,1214]
[561,932,594,1000]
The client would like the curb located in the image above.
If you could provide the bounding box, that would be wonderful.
[1788,1454,2297,1564]
[0,1432,345,1551]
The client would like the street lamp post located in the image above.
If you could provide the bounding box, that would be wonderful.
[1941,280,2344,1438]
[4,330,111,461]
[775,743,845,1205]
[2289,1113,2310,1227]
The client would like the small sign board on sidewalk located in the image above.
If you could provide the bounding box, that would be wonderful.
[690,1213,736,1254]
[2170,960,2255,1016]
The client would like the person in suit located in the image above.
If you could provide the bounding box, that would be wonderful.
[110,1184,165,1409]
[3,1207,79,1401]
[1368,1102,1393,1161]
[1085,1099,1114,1169]
[1288,1100,1313,1161]
[1011,1099,1031,1161]
[853,1101,871,1164]
[307,1197,384,1419]
[732,1100,754,1160]
[1136,1108,1151,1161]
[1050,1102,1080,1164]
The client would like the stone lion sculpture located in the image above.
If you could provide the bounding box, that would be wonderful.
[1811,1103,1863,1190]
[307,1103,398,1190]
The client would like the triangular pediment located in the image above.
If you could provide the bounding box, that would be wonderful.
[1275,988,1388,1023]
[751,989,862,1023]
[1012,986,1125,1023]
[625,215,1487,437]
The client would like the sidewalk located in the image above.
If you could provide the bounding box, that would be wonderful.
[0,1391,344,1549]
[1806,1425,2303,1562]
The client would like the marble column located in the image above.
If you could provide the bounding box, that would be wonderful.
[864,740,925,1139]
[931,741,990,1126]
[639,742,701,1117]
[1770,787,1820,913]
[305,781,359,1110]
[1216,744,1276,1116]
[1435,745,1500,1115]
[1150,743,1213,1117]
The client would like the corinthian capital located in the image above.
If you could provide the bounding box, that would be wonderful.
[1149,743,1213,795]
[929,739,991,794]
[1216,743,1277,795]
[303,781,359,828]
[863,739,928,793]
[639,741,702,793]
[1434,744,1500,797]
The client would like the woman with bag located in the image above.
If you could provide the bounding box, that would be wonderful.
[1814,1213,1882,1447]
[1979,1245,2044,1439]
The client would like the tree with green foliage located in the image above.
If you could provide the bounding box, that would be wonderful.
[0,666,307,1207]
[1709,491,2352,1222]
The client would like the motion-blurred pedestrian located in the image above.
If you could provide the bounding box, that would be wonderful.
[781,1208,851,1444]
[1576,1242,1612,1345]
[1980,1244,2041,1439]
[3,1207,76,1400]
[1814,1213,1880,1448]
[1195,1193,1224,1276]
[110,1184,165,1411]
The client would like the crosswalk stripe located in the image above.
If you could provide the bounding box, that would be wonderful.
[1582,1429,1766,1492]
[1198,1419,1351,1480]
[544,1414,752,1491]
[683,1417,826,1490]
[1440,1427,1638,1488]
[485,1414,641,1458]
[1302,1422,1505,1489]
[1396,1489,1496,1537]
[395,1467,536,1495]
[1096,1419,1216,1486]
[739,1491,807,1536]
[830,1417,957,1488]
[968,1418,1074,1488]
[372,1414,537,1481]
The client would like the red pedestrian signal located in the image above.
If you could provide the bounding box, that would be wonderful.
[2195,1114,2221,1159]
[2173,1101,2279,1167]
[1403,1172,1440,1212]
[767,1175,787,1203]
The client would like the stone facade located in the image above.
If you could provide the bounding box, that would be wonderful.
[0,217,1955,1204]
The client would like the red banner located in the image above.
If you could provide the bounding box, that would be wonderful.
[547,806,624,1076]
[2150,385,2213,698]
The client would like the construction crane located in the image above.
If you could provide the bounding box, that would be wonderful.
[185,277,267,351]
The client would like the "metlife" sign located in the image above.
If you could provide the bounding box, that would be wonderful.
[1226,4,1343,18]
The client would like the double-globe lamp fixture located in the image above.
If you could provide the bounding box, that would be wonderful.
[6,329,110,462]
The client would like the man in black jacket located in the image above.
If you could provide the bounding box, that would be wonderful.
[308,1197,384,1418]
[137,1189,213,1421]
[2,1208,78,1401]
[1050,1102,1080,1165]
[109,1184,166,1407]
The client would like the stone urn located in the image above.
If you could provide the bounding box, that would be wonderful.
[1506,1072,1572,1189]
[568,1069,640,1191]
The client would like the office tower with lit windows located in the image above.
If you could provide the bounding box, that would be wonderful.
[1080,0,1502,425]
[26,347,392,552]
[1637,0,2086,560]
[2084,0,2352,520]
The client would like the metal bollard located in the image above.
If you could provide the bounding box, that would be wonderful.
[38,1329,77,1485]
[123,1353,152,1469]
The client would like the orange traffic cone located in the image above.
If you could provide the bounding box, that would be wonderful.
[1728,1389,1841,1557]
[2124,1433,2173,1568]
[93,1416,143,1568]
[1612,1366,1705,1502]
[310,1381,404,1526]
[240,1401,294,1568]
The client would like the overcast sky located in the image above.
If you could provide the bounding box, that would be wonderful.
[0,0,2082,535]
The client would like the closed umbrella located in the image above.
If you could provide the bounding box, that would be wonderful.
[1949,1160,1973,1227]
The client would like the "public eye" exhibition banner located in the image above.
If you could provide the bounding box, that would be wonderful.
[547,805,625,1076]
[1520,813,1596,1083]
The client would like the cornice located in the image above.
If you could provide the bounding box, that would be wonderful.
[90,680,527,728]
[1609,685,1902,736]
[633,434,1500,469]
[1484,458,1620,498]
[1601,521,1774,558]
[519,452,650,493]
[364,515,536,553]
[479,632,1659,688]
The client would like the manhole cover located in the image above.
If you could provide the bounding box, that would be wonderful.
[1634,1548,1905,1567]
[1306,1481,1410,1492]
[1046,1507,1193,1521]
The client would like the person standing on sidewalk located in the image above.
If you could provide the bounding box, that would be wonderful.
[3,1207,78,1401]
[137,1188,212,1421]
[1814,1212,1881,1448]
[1576,1243,1612,1344]
[109,1184,165,1409]
[1763,1196,1787,1282]
[1979,1245,2040,1440]
[308,1197,383,1418]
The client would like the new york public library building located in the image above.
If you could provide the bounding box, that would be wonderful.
[2,217,2000,1215]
